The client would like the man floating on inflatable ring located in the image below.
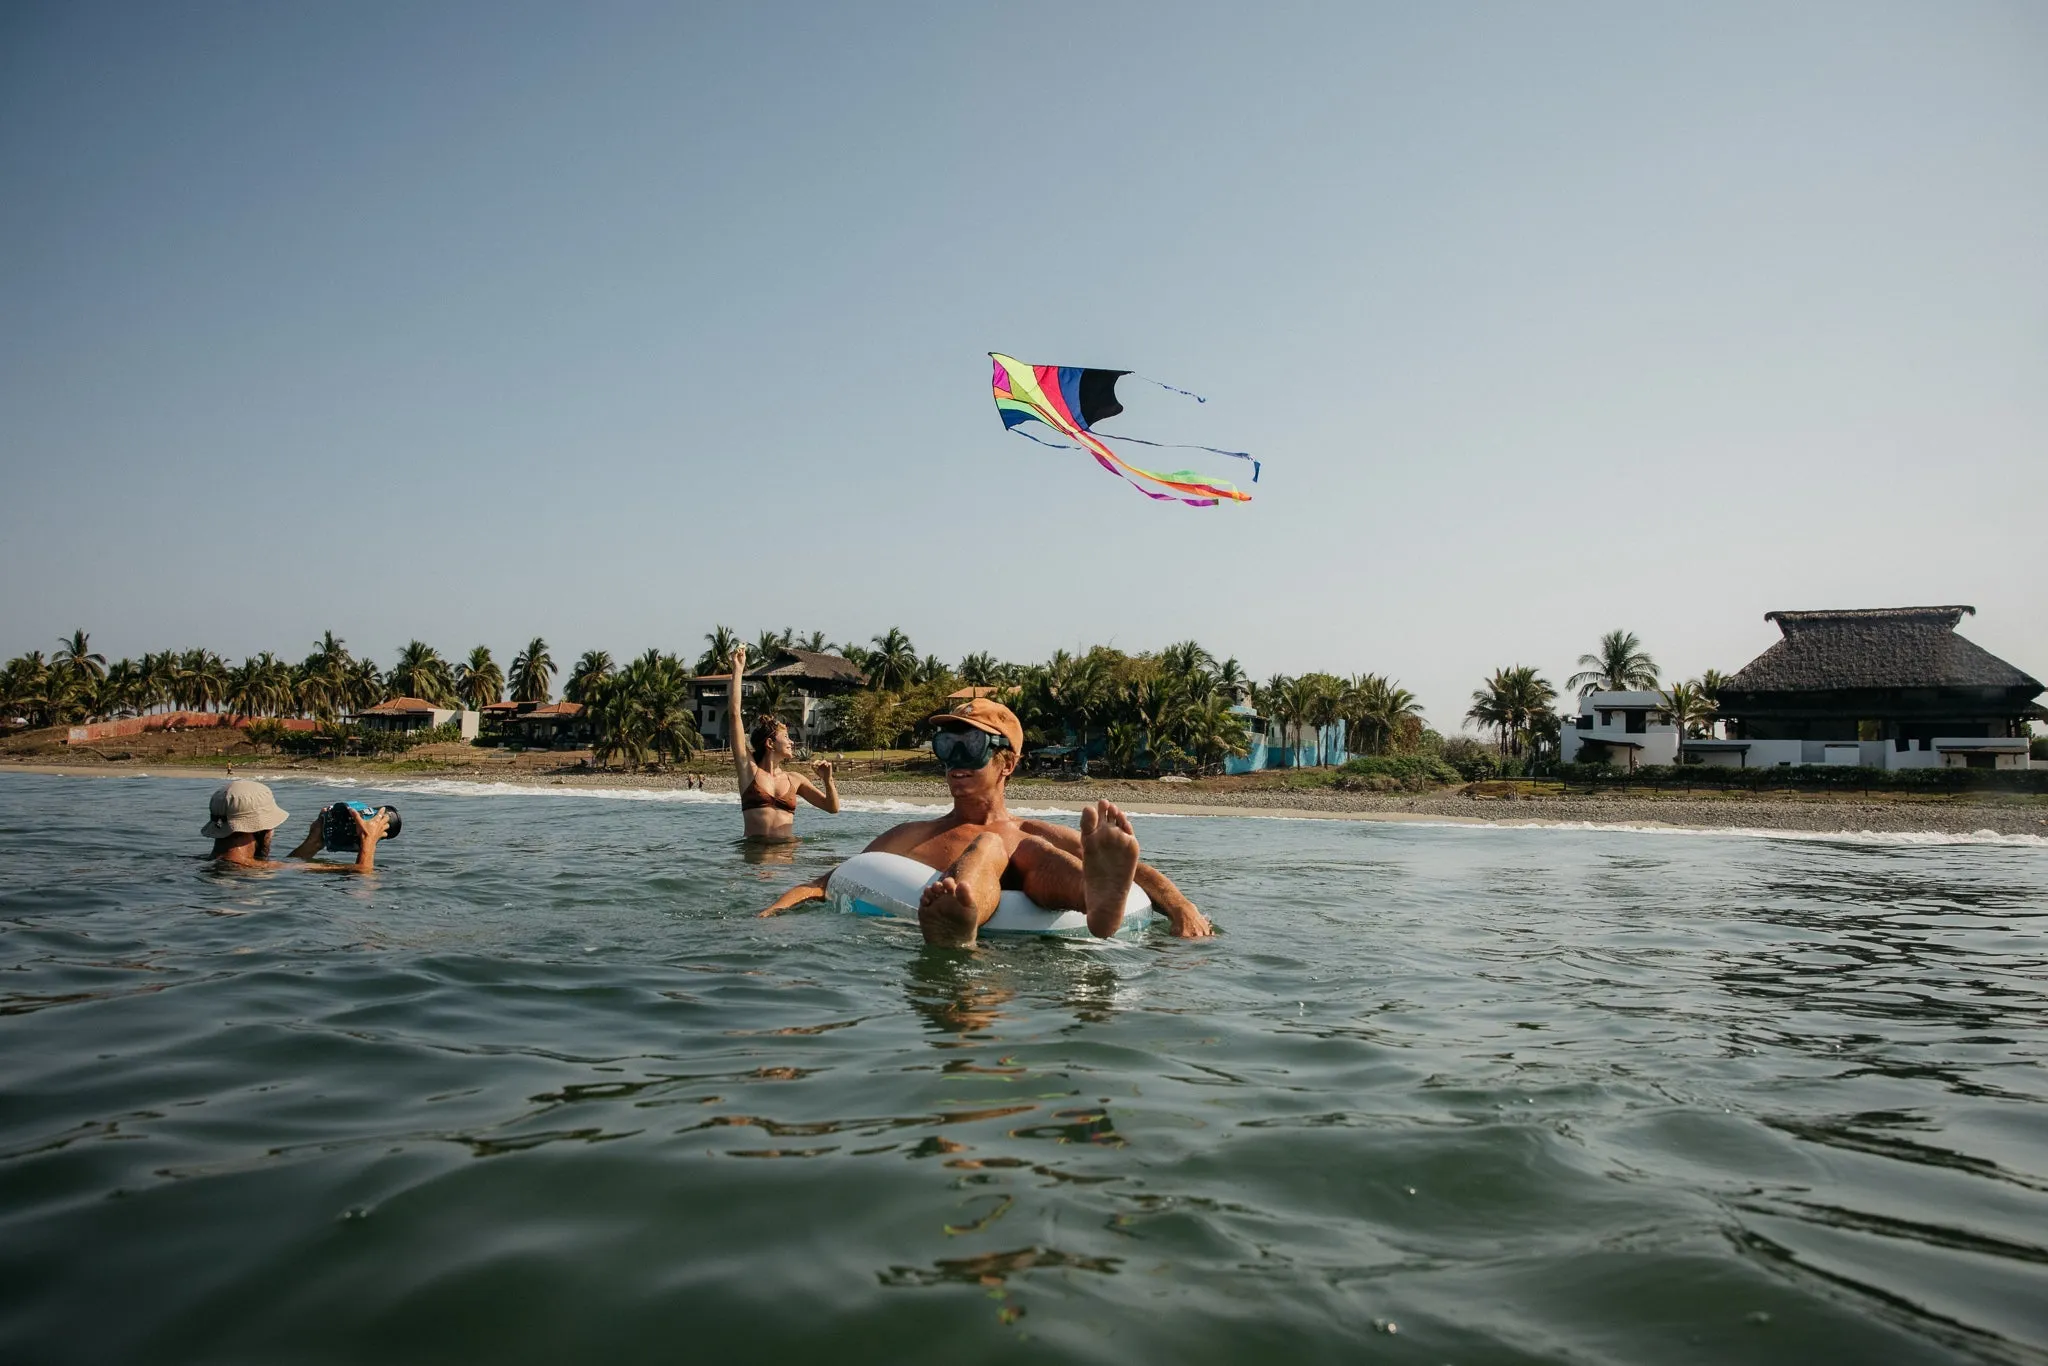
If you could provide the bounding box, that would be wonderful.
[758,698,1213,947]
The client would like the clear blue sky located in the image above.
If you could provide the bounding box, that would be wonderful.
[4,2,2044,727]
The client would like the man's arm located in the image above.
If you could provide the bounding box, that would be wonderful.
[296,808,387,874]
[757,817,937,917]
[760,875,830,916]
[285,816,325,861]
[1018,818,1213,938]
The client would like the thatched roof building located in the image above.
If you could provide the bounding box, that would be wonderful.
[688,649,868,748]
[747,649,868,689]
[1718,606,2043,742]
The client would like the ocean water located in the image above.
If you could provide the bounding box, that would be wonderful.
[2,771,2045,1366]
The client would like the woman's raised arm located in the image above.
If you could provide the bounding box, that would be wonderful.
[727,644,754,787]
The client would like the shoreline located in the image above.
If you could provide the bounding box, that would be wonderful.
[9,761,2046,839]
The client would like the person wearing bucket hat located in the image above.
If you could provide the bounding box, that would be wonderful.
[758,697,1212,945]
[204,778,388,872]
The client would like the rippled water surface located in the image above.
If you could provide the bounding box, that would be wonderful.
[2,771,2046,1364]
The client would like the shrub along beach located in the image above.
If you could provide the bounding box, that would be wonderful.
[4,625,2042,837]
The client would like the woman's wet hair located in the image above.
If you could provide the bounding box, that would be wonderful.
[749,714,787,764]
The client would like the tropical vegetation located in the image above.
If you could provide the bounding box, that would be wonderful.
[1465,665,1558,757]
[1566,629,1659,696]
[7,623,1664,782]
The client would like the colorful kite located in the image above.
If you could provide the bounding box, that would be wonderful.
[988,353,1259,506]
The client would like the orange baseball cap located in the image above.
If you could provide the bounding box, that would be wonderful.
[926,696,1024,752]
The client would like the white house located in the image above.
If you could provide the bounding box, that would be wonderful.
[353,697,481,741]
[1559,691,1680,768]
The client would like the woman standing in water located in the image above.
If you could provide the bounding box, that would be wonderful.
[728,644,840,839]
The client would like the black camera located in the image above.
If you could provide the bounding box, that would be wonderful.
[321,802,401,851]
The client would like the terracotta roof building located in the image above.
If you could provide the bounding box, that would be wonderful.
[351,697,481,741]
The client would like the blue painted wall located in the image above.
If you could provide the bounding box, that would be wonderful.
[1225,716,1347,772]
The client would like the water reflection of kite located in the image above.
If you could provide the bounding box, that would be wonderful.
[988,353,1259,507]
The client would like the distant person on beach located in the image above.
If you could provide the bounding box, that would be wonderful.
[759,698,1212,945]
[203,778,387,873]
[728,644,840,839]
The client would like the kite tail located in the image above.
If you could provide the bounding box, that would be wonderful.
[1131,374,1208,404]
[1008,428,1082,450]
[1090,432,1260,482]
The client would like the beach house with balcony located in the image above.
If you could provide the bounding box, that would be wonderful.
[1559,691,1680,769]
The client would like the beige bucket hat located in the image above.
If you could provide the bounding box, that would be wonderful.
[201,779,289,838]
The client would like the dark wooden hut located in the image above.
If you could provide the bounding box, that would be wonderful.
[1717,606,2043,745]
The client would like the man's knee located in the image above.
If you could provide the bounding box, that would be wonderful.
[951,832,1009,873]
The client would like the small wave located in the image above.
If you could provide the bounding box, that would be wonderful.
[1448,819,2048,849]
[336,777,1085,822]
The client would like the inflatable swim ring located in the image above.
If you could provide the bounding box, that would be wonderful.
[826,850,1153,936]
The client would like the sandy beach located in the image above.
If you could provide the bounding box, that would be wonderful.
[9,759,2045,838]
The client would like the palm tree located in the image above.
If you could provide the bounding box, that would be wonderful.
[1567,630,1659,696]
[1698,668,1730,703]
[1259,675,1299,763]
[1344,674,1423,756]
[1182,693,1252,772]
[754,628,793,663]
[457,646,505,710]
[1466,673,1514,756]
[344,658,383,715]
[564,649,615,704]
[751,677,806,730]
[54,630,107,683]
[958,652,1001,687]
[1298,673,1345,765]
[510,637,554,703]
[697,626,741,676]
[307,631,349,672]
[1159,640,1217,682]
[867,628,918,690]
[794,630,831,653]
[3,651,68,728]
[1214,656,1249,704]
[175,649,227,712]
[388,641,456,705]
[588,651,700,770]
[1467,665,1558,757]
[137,651,176,713]
[1660,680,1718,751]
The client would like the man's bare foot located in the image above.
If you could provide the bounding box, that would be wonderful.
[919,874,989,948]
[1078,800,1141,937]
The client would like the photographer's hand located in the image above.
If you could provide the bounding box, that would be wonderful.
[348,807,388,873]
[286,816,325,861]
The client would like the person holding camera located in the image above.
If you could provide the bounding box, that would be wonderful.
[728,643,840,839]
[203,778,393,873]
